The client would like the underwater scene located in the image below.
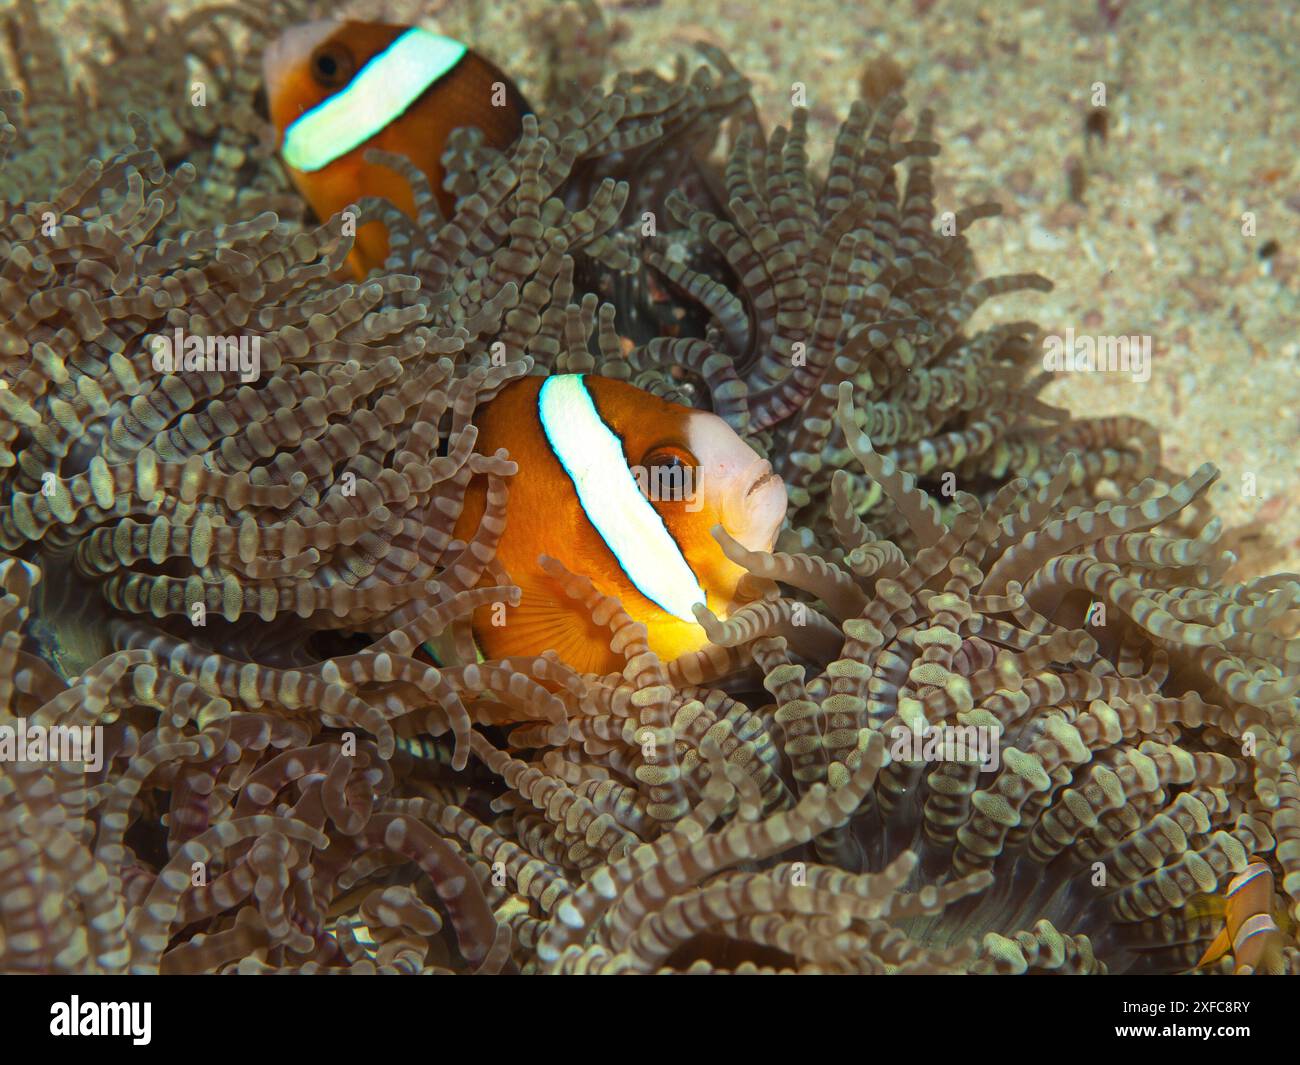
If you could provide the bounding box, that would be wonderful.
[0,0,1298,983]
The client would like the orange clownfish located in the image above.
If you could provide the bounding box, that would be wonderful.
[262,21,529,277]
[1194,861,1295,974]
[452,375,788,675]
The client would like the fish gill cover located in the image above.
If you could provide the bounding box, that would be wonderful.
[0,0,1296,975]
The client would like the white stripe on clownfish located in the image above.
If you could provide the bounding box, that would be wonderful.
[1225,864,1270,898]
[282,27,467,172]
[537,374,706,622]
[1233,912,1281,954]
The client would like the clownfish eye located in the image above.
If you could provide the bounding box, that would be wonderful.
[647,451,684,471]
[638,447,698,504]
[310,43,355,89]
[642,447,695,472]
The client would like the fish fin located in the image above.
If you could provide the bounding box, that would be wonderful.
[475,570,618,675]
[1196,927,1232,968]
[1261,943,1289,976]
[1184,893,1227,922]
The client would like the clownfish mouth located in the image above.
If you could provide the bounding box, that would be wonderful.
[729,458,787,555]
[745,461,778,498]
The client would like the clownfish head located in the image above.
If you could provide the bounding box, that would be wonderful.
[454,375,788,673]
[604,383,789,615]
[262,20,528,276]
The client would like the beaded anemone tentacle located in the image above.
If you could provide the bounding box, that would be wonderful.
[632,96,1162,555]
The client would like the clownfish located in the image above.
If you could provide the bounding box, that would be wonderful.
[1193,861,1295,974]
[262,21,529,277]
[452,375,788,675]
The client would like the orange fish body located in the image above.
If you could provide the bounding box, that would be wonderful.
[263,21,528,277]
[1195,861,1293,974]
[453,376,788,675]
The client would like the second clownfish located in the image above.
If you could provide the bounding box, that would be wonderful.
[1192,861,1294,974]
[262,21,530,277]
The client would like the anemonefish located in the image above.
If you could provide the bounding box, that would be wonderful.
[262,21,529,277]
[1193,861,1295,974]
[451,375,788,675]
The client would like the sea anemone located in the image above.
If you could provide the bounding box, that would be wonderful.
[0,0,1296,974]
